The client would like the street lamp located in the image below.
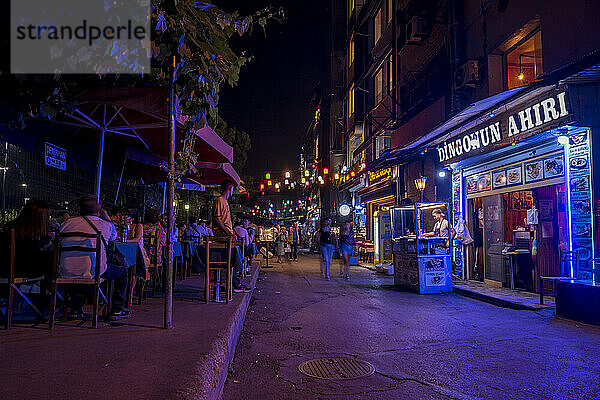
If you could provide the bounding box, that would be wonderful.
[414,175,427,202]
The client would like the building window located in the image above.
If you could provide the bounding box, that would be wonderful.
[374,68,383,104]
[506,30,543,89]
[386,54,393,95]
[374,8,382,44]
[348,85,355,116]
[348,35,354,68]
[375,134,390,158]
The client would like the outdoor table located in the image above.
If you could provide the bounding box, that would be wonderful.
[173,241,183,263]
[114,241,143,308]
[182,240,198,258]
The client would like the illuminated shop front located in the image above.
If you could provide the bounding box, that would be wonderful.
[441,85,597,292]
[358,167,396,264]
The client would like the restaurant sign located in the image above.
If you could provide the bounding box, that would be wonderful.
[368,167,392,186]
[45,142,66,170]
[437,91,570,163]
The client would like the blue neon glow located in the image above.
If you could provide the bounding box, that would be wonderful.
[564,139,574,277]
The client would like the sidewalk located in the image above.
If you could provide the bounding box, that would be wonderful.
[0,263,260,400]
[358,263,554,311]
[453,278,555,310]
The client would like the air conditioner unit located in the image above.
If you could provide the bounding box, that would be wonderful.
[454,60,479,90]
[406,16,428,44]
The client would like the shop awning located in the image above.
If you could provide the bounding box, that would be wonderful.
[365,147,421,172]
[194,161,241,187]
[403,86,529,151]
[124,148,206,190]
[74,88,234,164]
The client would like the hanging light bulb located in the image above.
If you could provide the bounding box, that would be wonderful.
[285,171,290,178]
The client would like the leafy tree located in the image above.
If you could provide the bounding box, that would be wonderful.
[2,1,284,176]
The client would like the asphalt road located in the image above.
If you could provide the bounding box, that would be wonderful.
[223,255,600,400]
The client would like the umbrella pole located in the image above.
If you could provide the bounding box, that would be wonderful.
[114,155,127,205]
[95,128,105,199]
[164,56,175,329]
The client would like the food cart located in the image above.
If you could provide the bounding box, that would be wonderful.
[391,202,453,294]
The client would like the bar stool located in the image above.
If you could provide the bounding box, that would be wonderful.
[204,236,233,303]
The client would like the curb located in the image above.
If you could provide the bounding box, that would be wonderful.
[193,263,261,400]
[452,286,550,311]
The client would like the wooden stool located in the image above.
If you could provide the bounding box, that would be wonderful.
[204,236,233,303]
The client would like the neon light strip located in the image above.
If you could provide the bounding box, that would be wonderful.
[587,129,596,284]
[564,139,574,278]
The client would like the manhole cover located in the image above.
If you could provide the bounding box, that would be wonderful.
[298,357,375,380]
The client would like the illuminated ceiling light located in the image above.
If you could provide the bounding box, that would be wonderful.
[301,177,306,183]
[305,181,309,186]
[275,183,280,189]
[350,171,356,177]
[558,135,569,145]
[260,183,265,190]
[304,170,310,177]
[342,165,348,173]
[285,179,289,185]
[184,204,190,210]
[285,171,290,178]
[518,73,524,80]
[265,173,271,179]
[438,171,446,178]
[267,180,272,186]
[323,168,329,175]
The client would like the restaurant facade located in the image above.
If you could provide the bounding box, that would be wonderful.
[401,70,600,292]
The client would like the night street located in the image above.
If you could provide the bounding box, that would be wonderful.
[224,255,600,400]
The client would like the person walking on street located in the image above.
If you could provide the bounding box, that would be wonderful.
[314,218,336,280]
[289,222,300,261]
[276,226,287,263]
[338,221,355,280]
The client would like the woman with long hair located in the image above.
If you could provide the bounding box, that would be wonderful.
[276,225,287,263]
[4,200,54,277]
[314,218,336,280]
[3,200,54,318]
[338,221,354,280]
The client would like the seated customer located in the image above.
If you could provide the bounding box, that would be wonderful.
[143,209,166,265]
[2,200,54,316]
[200,220,214,236]
[185,216,206,240]
[211,180,250,293]
[59,195,129,319]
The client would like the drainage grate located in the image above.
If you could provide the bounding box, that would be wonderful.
[298,357,375,380]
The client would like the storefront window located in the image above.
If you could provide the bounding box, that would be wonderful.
[506,31,543,89]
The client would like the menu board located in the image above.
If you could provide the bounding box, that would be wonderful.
[524,160,544,182]
[543,154,565,178]
[452,172,461,218]
[506,165,522,186]
[492,170,507,188]
[567,131,594,279]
